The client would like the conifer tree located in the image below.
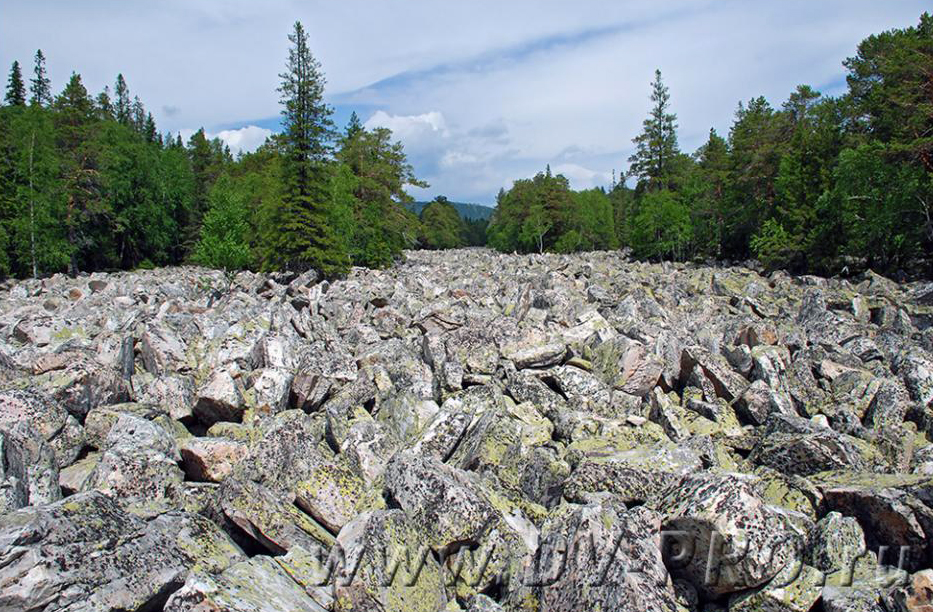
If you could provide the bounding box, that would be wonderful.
[628,69,679,191]
[114,74,131,125]
[267,20,347,275]
[29,50,51,107]
[96,85,113,120]
[5,61,26,106]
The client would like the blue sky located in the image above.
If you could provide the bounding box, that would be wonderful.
[2,1,928,204]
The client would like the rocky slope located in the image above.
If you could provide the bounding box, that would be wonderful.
[0,248,932,612]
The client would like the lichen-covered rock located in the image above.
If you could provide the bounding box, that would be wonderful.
[333,510,448,612]
[195,369,245,425]
[0,420,61,511]
[884,568,933,612]
[806,512,867,580]
[165,555,325,612]
[749,430,884,476]
[219,477,335,554]
[509,502,682,612]
[384,452,498,553]
[813,472,933,571]
[0,491,243,612]
[0,388,86,467]
[1,250,932,609]
[652,472,802,597]
[728,564,824,612]
[179,436,248,483]
[83,413,185,511]
[564,442,702,504]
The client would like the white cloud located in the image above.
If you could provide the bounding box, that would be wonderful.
[552,164,612,191]
[365,110,448,140]
[214,125,273,155]
[177,125,272,156]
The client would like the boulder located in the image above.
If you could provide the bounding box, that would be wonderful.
[0,388,86,467]
[332,510,448,612]
[0,491,243,612]
[653,472,802,597]
[194,369,245,425]
[509,502,682,612]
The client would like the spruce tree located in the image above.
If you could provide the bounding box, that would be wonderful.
[5,61,26,106]
[270,21,347,275]
[96,85,113,120]
[114,74,131,125]
[29,50,51,107]
[345,111,363,138]
[628,69,679,191]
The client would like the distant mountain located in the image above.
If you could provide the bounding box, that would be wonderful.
[408,201,494,221]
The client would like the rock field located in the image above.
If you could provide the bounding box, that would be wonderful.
[1,248,933,611]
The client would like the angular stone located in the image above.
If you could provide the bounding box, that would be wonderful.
[179,436,248,483]
[0,491,243,612]
[0,388,86,467]
[195,369,245,425]
[653,473,802,597]
[333,510,448,612]
[510,503,682,612]
[165,555,324,612]
[0,420,61,511]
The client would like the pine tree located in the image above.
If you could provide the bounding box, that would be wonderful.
[144,113,157,143]
[269,20,347,275]
[96,85,113,120]
[345,111,363,138]
[5,61,26,106]
[628,69,679,191]
[54,72,101,273]
[114,74,131,125]
[29,50,51,107]
[132,96,145,132]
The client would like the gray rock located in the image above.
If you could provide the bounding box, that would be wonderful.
[0,491,243,612]
[509,502,682,612]
[653,472,802,597]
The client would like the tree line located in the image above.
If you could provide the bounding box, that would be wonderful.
[2,14,931,279]
[0,23,474,280]
[488,13,933,277]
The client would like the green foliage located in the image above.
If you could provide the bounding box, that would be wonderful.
[193,175,252,271]
[2,16,931,279]
[832,143,928,271]
[420,197,466,249]
[333,119,425,267]
[5,61,26,107]
[628,190,693,261]
[750,218,798,270]
[487,169,575,253]
[569,188,617,250]
[29,50,51,107]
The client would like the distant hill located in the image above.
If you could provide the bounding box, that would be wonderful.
[408,201,494,221]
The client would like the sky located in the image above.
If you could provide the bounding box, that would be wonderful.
[1,1,928,205]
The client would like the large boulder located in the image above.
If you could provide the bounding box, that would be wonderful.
[652,472,802,597]
[509,502,682,612]
[0,388,85,467]
[0,491,243,612]
[332,510,448,612]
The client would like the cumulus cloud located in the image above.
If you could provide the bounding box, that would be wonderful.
[214,125,273,155]
[177,125,273,156]
[552,164,612,190]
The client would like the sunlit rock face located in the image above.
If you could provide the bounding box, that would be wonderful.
[0,248,931,611]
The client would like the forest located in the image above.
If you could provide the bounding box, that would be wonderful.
[490,13,933,277]
[1,14,931,279]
